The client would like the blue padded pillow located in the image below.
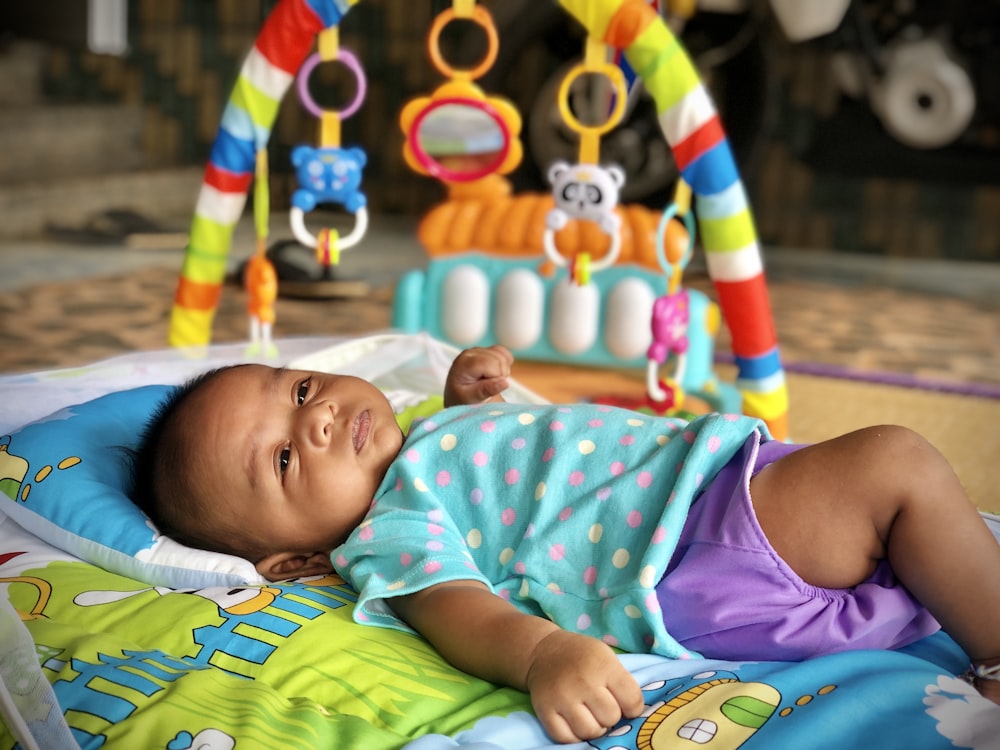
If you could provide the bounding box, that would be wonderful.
[0,386,264,589]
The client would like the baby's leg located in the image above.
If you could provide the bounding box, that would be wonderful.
[749,425,1000,701]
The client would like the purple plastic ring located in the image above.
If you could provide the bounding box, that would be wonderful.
[296,48,367,120]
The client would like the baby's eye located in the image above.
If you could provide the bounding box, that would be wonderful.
[296,377,311,406]
[278,446,290,475]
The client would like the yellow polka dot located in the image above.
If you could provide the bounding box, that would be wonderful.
[489,410,504,416]
[535,482,546,500]
[413,477,428,492]
[656,435,670,446]
[627,418,644,427]
[518,413,535,425]
[624,605,641,619]
[639,565,658,588]
[499,548,515,565]
[588,524,603,543]
[387,580,405,591]
[612,549,630,568]
[467,529,482,549]
[547,582,562,593]
[520,580,530,597]
[440,434,457,451]
[578,439,595,455]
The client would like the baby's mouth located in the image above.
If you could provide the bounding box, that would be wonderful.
[352,410,371,453]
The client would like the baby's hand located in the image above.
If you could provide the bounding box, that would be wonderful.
[525,629,644,744]
[444,345,514,407]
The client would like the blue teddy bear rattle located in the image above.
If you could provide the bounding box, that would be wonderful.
[291,145,368,214]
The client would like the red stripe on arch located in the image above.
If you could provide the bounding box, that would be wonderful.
[204,162,253,193]
[713,274,778,358]
[255,0,325,74]
[673,115,725,172]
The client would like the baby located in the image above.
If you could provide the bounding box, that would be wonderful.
[132,345,1000,743]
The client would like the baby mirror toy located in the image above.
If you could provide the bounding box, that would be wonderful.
[399,1,522,184]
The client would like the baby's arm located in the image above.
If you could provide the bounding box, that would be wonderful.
[391,581,644,743]
[444,345,514,407]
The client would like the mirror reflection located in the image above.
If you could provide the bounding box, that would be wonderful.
[414,101,508,179]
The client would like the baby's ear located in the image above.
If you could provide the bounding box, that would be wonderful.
[255,550,334,581]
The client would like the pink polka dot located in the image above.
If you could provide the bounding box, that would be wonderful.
[707,435,722,453]
[359,526,374,541]
[512,437,526,450]
[577,614,592,630]
[610,461,625,476]
[469,488,483,504]
[356,611,369,621]
[515,561,526,574]
[583,566,597,585]
[424,561,442,574]
[569,470,585,487]
[524,523,535,539]
[724,413,739,421]
[505,468,521,485]
[473,451,488,467]
[428,523,444,535]
[558,407,571,413]
[620,435,635,446]
[646,592,660,612]
[558,506,573,521]
[436,470,451,486]
[498,590,511,601]
[542,447,556,462]
[394,478,403,491]
[421,419,437,431]
[549,543,565,561]
[501,508,516,526]
[335,554,348,567]
[682,430,696,444]
[406,448,420,462]
[636,471,653,488]
[651,526,667,544]
[428,509,443,522]
[596,487,612,501]
[696,472,704,487]
[588,418,604,428]
[480,420,496,433]
[549,420,564,431]
[602,634,619,647]
[400,553,412,566]
[426,540,444,551]
[596,405,612,412]
[627,510,643,527]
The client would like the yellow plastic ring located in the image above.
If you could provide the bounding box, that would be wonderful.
[427,5,498,82]
[556,61,627,139]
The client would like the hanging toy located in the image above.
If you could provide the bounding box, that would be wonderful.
[246,147,279,357]
[646,179,696,409]
[289,27,369,273]
[542,37,628,286]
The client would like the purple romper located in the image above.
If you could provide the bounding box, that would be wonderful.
[656,434,941,661]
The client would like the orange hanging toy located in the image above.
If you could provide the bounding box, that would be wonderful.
[246,147,279,357]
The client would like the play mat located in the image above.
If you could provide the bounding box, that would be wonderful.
[2,333,1000,750]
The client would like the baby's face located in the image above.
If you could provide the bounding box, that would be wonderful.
[184,365,404,558]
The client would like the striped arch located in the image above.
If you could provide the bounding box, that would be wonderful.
[169,0,788,439]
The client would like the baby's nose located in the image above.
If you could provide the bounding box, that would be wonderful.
[303,401,337,445]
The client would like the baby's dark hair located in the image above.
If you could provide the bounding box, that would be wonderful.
[130,364,267,563]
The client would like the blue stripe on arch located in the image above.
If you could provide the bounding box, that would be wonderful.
[681,140,739,197]
[303,0,349,28]
[209,128,255,176]
[734,347,783,381]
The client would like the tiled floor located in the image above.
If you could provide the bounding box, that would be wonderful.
[1,213,999,389]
